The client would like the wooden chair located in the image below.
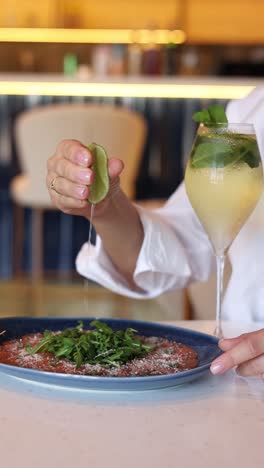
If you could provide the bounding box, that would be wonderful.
[10,102,147,279]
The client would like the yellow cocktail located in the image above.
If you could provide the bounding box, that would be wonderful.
[185,122,263,336]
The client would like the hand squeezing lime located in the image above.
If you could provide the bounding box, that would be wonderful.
[88,143,109,204]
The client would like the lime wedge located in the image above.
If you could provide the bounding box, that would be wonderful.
[88,143,109,204]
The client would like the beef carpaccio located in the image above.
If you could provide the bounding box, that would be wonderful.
[0,332,198,377]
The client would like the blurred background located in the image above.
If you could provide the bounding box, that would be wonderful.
[0,0,263,321]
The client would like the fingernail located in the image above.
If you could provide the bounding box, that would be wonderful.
[210,360,225,375]
[77,151,89,167]
[76,186,86,197]
[79,171,91,183]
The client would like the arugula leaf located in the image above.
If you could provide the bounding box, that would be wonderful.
[193,104,228,125]
[90,319,112,335]
[26,321,153,368]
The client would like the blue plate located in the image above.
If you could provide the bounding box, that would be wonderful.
[0,317,222,391]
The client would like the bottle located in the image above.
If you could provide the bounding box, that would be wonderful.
[127,43,142,75]
[142,43,162,75]
[63,53,78,76]
[91,45,111,77]
[108,45,126,76]
[179,47,199,75]
[163,43,178,75]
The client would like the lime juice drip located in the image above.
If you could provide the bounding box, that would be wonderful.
[87,203,95,254]
[83,203,95,312]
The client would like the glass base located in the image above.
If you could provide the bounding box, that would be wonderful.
[214,324,224,339]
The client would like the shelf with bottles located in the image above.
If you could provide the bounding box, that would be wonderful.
[0,41,263,79]
[59,43,264,80]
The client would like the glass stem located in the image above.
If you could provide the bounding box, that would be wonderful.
[215,253,226,338]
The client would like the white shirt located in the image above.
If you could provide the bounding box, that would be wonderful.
[76,87,264,323]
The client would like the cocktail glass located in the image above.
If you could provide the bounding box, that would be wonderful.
[185,123,263,337]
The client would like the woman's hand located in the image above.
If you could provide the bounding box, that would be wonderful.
[210,328,264,378]
[46,139,124,219]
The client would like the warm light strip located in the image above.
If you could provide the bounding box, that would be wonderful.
[0,81,255,99]
[0,28,186,44]
[0,82,255,99]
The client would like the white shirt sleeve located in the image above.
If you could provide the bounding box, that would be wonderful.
[76,183,215,299]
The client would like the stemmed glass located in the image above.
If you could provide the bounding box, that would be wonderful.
[185,123,264,337]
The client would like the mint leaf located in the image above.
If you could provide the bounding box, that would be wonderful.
[208,104,228,124]
[234,140,260,168]
[191,134,260,169]
[191,141,233,168]
[193,104,228,125]
[192,109,211,124]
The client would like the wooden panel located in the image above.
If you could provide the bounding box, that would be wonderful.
[0,0,55,27]
[0,0,263,44]
[63,0,183,29]
[0,0,183,30]
[186,0,264,43]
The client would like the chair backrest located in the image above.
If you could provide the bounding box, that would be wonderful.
[14,103,147,204]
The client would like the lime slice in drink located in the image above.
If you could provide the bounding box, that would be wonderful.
[87,143,109,204]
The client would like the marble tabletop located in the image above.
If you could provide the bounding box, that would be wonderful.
[0,320,263,468]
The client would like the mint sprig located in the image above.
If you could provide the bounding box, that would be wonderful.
[190,104,260,169]
[26,320,152,368]
[192,104,228,125]
[191,134,260,169]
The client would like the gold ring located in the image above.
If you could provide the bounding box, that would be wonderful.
[49,176,59,193]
